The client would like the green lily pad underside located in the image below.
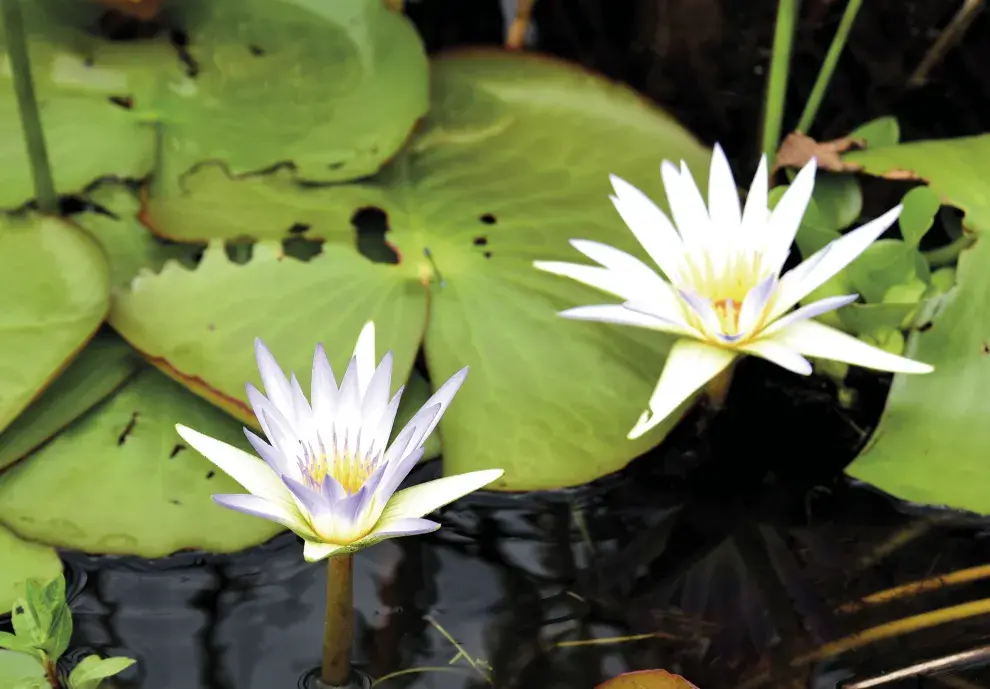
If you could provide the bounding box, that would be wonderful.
[0,368,284,557]
[113,50,712,490]
[0,330,140,472]
[0,524,62,617]
[0,214,109,436]
[844,136,990,514]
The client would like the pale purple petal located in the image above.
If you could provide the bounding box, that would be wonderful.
[735,274,777,337]
[212,494,312,536]
[371,517,439,540]
[678,288,724,336]
[368,388,404,460]
[359,352,394,457]
[763,293,860,337]
[311,343,338,421]
[243,428,289,475]
[257,407,303,469]
[282,475,328,516]
[254,339,294,416]
[374,446,426,508]
[321,474,347,504]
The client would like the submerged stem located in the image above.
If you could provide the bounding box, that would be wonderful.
[761,0,799,165]
[1,0,57,213]
[322,554,355,687]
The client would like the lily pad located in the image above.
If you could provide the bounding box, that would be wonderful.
[0,214,109,435]
[75,183,204,289]
[0,330,140,471]
[844,136,990,514]
[0,368,284,557]
[149,0,428,197]
[0,524,62,617]
[0,12,161,209]
[596,670,699,689]
[111,51,711,490]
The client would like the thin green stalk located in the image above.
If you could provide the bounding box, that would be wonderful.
[761,0,800,165]
[796,0,864,134]
[1,0,57,213]
[322,554,355,687]
[923,234,976,267]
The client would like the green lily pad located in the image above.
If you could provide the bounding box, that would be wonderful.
[0,331,140,471]
[844,136,990,514]
[110,51,711,490]
[0,524,62,617]
[0,11,162,209]
[0,214,109,435]
[0,368,284,557]
[849,116,900,148]
[149,0,428,196]
[75,183,204,289]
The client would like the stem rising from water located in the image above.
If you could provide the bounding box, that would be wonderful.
[322,553,355,687]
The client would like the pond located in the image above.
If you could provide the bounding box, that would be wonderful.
[20,360,990,688]
[3,0,990,687]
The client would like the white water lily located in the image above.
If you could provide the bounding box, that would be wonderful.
[534,144,933,440]
[176,322,503,562]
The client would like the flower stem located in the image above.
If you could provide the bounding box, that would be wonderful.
[322,553,354,687]
[761,0,799,165]
[923,234,976,267]
[796,0,864,134]
[1,0,58,214]
[705,364,736,410]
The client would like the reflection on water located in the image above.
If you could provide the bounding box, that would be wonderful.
[55,458,990,689]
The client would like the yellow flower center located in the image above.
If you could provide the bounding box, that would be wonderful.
[300,440,374,495]
[712,298,742,337]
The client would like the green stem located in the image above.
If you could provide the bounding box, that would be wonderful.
[322,554,354,687]
[923,234,976,267]
[761,0,799,165]
[795,0,864,134]
[1,0,57,213]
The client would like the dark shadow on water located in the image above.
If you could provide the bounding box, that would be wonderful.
[46,361,990,689]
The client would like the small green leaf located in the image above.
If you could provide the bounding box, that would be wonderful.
[68,654,136,689]
[898,185,942,247]
[929,267,956,295]
[0,632,26,652]
[846,239,929,304]
[43,603,72,663]
[21,581,53,646]
[849,116,900,148]
[0,650,48,689]
[809,173,862,231]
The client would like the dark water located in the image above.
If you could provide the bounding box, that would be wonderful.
[49,434,990,688]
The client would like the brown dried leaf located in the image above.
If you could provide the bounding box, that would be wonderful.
[91,0,164,21]
[774,132,865,173]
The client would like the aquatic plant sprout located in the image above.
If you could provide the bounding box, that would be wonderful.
[176,322,503,562]
[534,144,934,440]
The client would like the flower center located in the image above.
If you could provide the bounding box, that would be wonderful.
[299,435,375,495]
[712,298,741,337]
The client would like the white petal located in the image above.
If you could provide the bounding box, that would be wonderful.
[311,343,339,422]
[608,174,685,280]
[377,469,504,522]
[768,319,934,373]
[741,155,770,240]
[661,160,709,249]
[627,340,738,439]
[175,424,295,506]
[761,158,816,275]
[353,321,377,396]
[534,260,650,302]
[707,144,742,232]
[393,367,468,451]
[359,352,394,456]
[762,293,859,337]
[254,339,294,419]
[302,541,348,562]
[570,239,676,304]
[368,387,404,459]
[737,339,812,375]
[770,205,902,321]
[735,274,777,338]
[560,303,695,337]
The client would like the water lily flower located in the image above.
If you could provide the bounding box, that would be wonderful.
[176,322,503,562]
[534,145,933,440]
